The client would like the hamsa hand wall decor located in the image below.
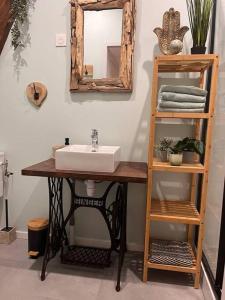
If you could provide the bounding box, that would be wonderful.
[154,8,189,55]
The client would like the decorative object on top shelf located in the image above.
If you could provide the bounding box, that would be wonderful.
[186,0,214,54]
[11,0,31,50]
[168,137,204,166]
[169,39,184,55]
[155,137,173,162]
[26,82,47,107]
[153,8,189,55]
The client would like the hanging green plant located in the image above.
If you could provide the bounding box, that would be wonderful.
[11,0,31,49]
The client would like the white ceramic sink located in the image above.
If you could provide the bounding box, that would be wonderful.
[55,145,120,173]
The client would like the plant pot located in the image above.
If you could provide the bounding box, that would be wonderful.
[191,46,206,54]
[159,150,168,162]
[183,151,199,164]
[169,153,183,166]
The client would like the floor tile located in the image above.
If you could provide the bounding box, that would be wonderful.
[0,240,204,300]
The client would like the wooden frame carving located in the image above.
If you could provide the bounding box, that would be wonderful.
[70,0,136,93]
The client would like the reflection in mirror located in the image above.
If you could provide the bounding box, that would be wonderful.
[84,9,123,79]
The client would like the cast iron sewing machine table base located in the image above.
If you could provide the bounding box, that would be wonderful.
[41,177,127,292]
[21,159,147,292]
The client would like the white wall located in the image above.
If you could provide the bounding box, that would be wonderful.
[0,1,197,249]
[84,9,122,78]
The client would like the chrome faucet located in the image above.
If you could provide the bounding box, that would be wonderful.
[91,129,98,152]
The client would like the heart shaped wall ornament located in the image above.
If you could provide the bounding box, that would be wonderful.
[26,82,47,107]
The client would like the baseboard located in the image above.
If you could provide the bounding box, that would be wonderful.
[16,230,144,252]
[201,263,217,300]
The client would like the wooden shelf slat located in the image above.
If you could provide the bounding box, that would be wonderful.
[152,158,205,173]
[156,54,217,73]
[157,54,216,62]
[147,262,197,273]
[150,200,200,224]
[155,112,210,119]
[158,65,209,73]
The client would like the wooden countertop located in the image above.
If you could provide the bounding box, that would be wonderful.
[22,159,148,183]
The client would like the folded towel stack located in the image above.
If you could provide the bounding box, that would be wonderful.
[157,85,208,113]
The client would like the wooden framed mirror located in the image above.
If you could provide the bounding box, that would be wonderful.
[70,0,135,93]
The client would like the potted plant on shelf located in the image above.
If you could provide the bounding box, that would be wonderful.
[181,137,204,163]
[186,0,214,54]
[169,137,204,166]
[155,138,173,162]
[168,143,184,166]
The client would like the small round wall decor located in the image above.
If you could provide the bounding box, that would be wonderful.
[26,82,47,107]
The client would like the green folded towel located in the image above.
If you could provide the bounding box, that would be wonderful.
[159,100,205,109]
[160,92,206,103]
[160,85,207,97]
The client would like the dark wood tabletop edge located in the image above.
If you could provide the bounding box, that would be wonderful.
[21,159,148,183]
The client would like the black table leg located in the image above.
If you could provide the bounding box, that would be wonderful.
[40,177,128,291]
[116,182,128,292]
[41,177,68,281]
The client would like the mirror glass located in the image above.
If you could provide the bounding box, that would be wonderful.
[84,9,123,80]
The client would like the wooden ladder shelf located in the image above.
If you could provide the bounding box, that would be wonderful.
[143,54,219,288]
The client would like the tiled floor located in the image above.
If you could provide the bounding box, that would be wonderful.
[0,239,204,300]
